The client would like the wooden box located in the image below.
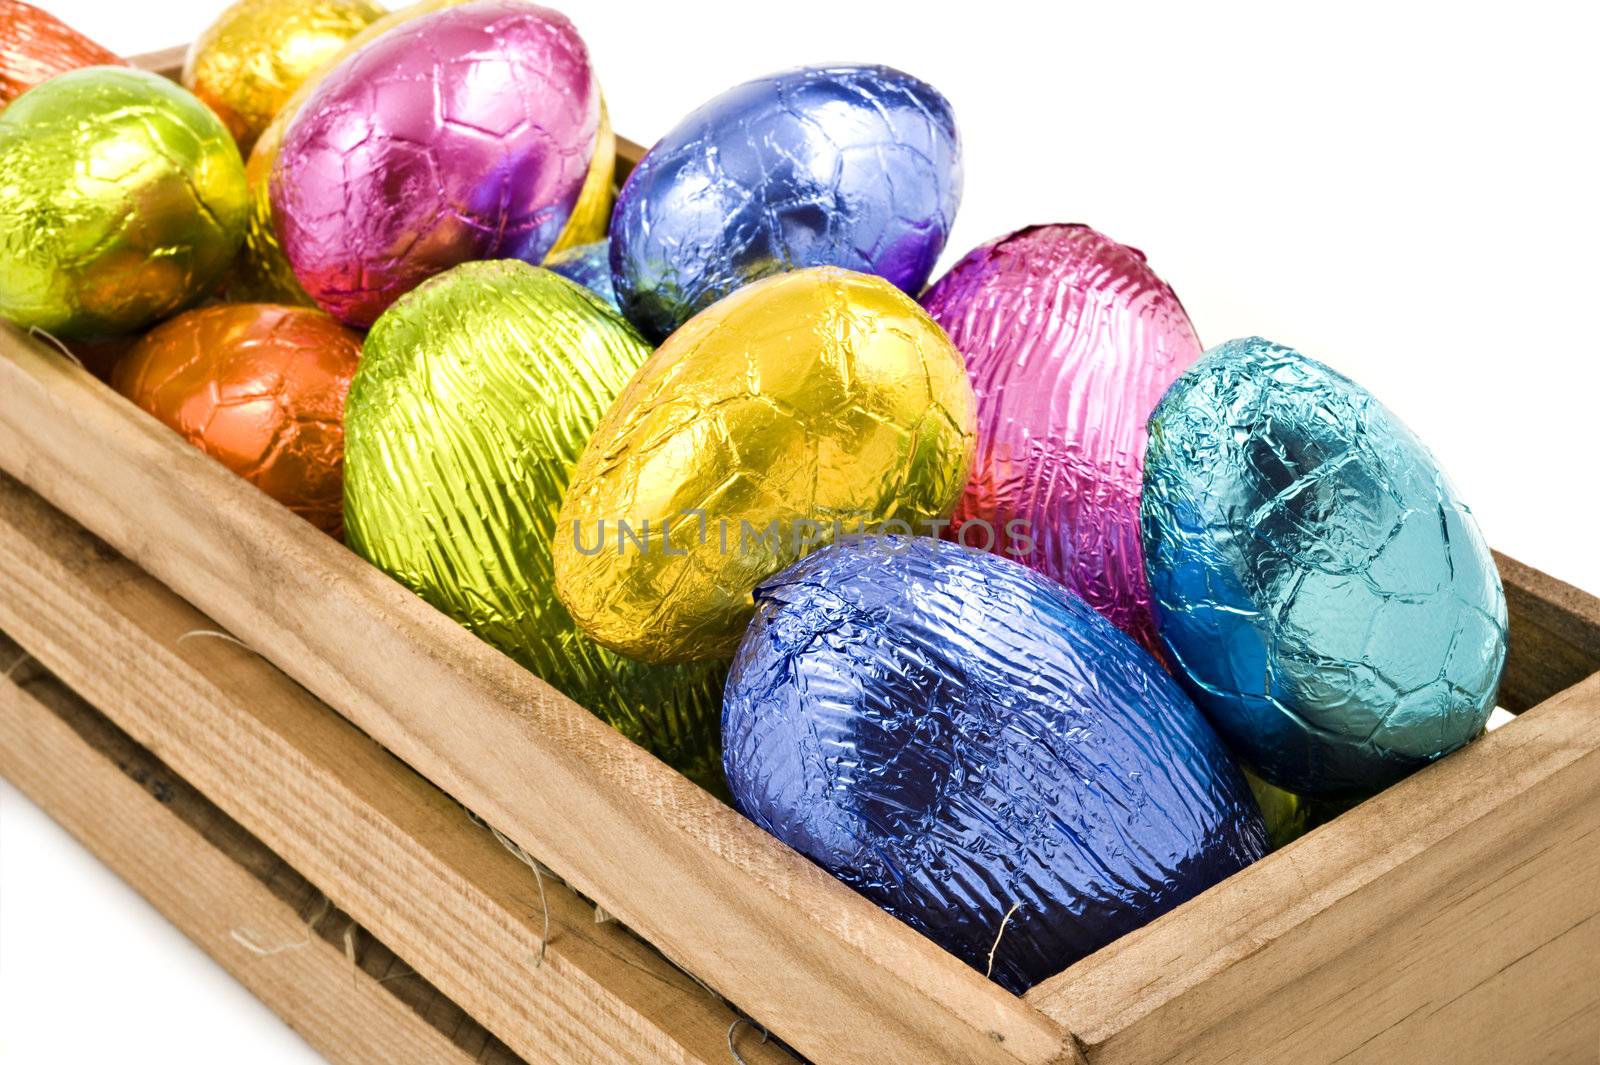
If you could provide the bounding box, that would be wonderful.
[1,47,1596,1065]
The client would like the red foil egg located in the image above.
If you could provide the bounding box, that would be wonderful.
[112,304,362,536]
[0,1,125,104]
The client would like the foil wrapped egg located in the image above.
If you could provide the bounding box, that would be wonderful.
[1142,337,1508,799]
[272,0,600,327]
[553,266,977,664]
[545,240,618,310]
[611,64,962,342]
[112,304,362,536]
[183,0,385,154]
[1,0,125,105]
[343,260,725,789]
[724,537,1269,994]
[0,67,247,337]
[920,224,1202,654]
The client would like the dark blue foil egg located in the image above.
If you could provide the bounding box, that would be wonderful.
[610,65,962,341]
[723,536,1268,994]
[1141,338,1508,800]
[545,240,619,311]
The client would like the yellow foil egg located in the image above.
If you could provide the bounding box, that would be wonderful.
[0,67,247,338]
[182,0,385,155]
[227,0,614,304]
[553,266,978,664]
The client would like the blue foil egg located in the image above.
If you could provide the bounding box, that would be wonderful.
[545,240,619,311]
[610,65,962,341]
[723,536,1268,994]
[1141,338,1507,800]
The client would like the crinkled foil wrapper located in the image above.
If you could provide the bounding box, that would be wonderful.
[0,0,125,104]
[611,64,962,342]
[272,0,599,327]
[112,304,362,536]
[1141,337,1508,799]
[230,0,616,306]
[344,261,726,790]
[182,0,384,154]
[553,267,976,664]
[0,68,246,337]
[724,537,1269,994]
[921,224,1202,655]
[545,240,618,310]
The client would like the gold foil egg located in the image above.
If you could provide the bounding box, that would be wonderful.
[343,260,726,789]
[0,67,247,338]
[227,0,615,304]
[553,266,978,664]
[183,0,384,155]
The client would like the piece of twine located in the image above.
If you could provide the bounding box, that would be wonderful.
[231,894,332,958]
[3,650,33,680]
[727,1018,771,1065]
[176,628,257,653]
[985,902,1021,979]
[486,823,552,970]
[26,326,84,369]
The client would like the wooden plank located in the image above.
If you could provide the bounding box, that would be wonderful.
[1494,549,1600,712]
[0,475,797,1065]
[0,351,1077,1065]
[0,647,521,1065]
[1022,672,1600,1065]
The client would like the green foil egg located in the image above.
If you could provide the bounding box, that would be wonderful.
[0,67,247,337]
[343,260,725,790]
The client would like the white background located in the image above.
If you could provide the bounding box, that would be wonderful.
[4,1,1598,1061]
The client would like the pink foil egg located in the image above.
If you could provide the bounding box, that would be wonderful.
[271,0,599,327]
[920,224,1202,654]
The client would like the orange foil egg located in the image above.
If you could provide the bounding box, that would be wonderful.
[0,0,125,105]
[112,304,362,536]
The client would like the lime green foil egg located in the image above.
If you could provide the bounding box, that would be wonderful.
[344,260,726,790]
[0,67,247,337]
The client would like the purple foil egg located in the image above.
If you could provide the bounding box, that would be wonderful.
[921,224,1202,654]
[271,0,598,327]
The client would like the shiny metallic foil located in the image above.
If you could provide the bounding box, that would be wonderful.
[921,225,1202,655]
[611,64,962,342]
[545,240,618,310]
[723,537,1269,994]
[553,267,977,664]
[229,0,612,305]
[272,0,599,327]
[112,304,362,536]
[1142,338,1508,799]
[0,67,247,338]
[0,0,124,105]
[343,261,725,789]
[182,0,384,155]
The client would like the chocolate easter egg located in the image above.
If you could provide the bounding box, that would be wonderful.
[921,224,1202,654]
[1142,338,1507,799]
[611,64,962,342]
[183,0,384,154]
[0,67,246,337]
[273,0,600,326]
[545,240,617,310]
[1,0,124,105]
[724,537,1269,993]
[343,260,724,788]
[553,266,976,664]
[112,304,362,535]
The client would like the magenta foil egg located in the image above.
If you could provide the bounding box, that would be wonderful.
[921,224,1202,654]
[271,0,599,327]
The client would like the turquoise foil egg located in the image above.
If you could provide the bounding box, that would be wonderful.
[1141,337,1507,799]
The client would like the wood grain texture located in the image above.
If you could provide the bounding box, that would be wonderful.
[1493,549,1600,713]
[1023,672,1600,1065]
[0,475,797,1065]
[0,646,521,1065]
[0,334,1077,1065]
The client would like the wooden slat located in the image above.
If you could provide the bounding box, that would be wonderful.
[0,475,796,1065]
[1494,549,1600,712]
[1022,672,1600,1064]
[0,341,1076,1064]
[0,647,521,1065]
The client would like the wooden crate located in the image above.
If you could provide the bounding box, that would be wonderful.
[1,46,1597,1065]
